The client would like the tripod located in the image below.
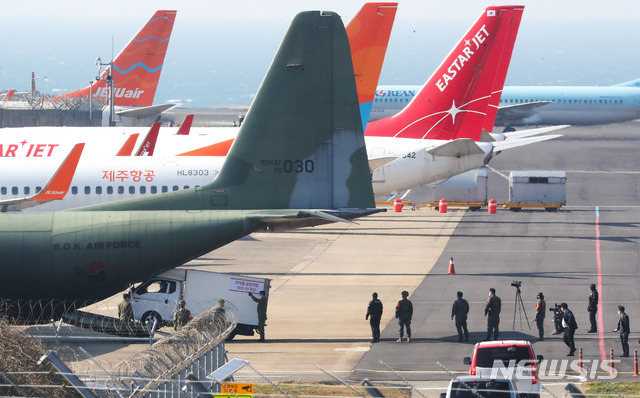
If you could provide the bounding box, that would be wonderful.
[512,286,531,330]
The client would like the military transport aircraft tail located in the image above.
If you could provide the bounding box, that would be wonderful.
[365,6,524,140]
[50,10,176,107]
[77,9,379,219]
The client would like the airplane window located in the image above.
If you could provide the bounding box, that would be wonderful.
[184,185,189,189]
[569,100,572,104]
[107,186,113,194]
[36,186,42,192]
[140,186,146,194]
[24,187,30,195]
[118,186,124,194]
[615,100,619,105]
[129,186,135,194]
[162,186,168,193]
[0,187,6,195]
[71,186,78,195]
[172,186,179,191]
[96,186,102,194]
[12,187,18,195]
[84,186,90,194]
[151,186,157,194]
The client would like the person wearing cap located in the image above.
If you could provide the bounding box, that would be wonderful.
[560,303,578,356]
[613,305,630,357]
[249,290,268,342]
[366,292,383,343]
[535,292,546,341]
[588,283,599,333]
[395,290,413,342]
[173,299,191,330]
[484,288,501,341]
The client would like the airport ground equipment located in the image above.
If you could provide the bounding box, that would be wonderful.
[503,171,566,211]
[130,269,270,339]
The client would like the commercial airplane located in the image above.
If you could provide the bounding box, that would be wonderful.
[48,10,178,125]
[0,3,396,159]
[372,82,640,129]
[0,4,564,207]
[0,10,381,321]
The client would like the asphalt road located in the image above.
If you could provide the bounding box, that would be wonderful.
[353,121,640,384]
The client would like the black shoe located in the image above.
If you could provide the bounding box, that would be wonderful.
[621,354,629,357]
[537,337,544,341]
[465,336,469,342]
[588,329,597,333]
[568,351,575,356]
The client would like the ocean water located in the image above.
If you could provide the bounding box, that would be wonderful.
[1,17,639,108]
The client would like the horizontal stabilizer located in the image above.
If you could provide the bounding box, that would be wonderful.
[369,156,398,172]
[426,139,485,157]
[492,134,562,152]
[115,103,176,118]
[503,125,569,140]
[0,143,84,212]
[246,208,386,231]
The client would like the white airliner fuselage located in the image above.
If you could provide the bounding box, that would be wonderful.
[370,83,640,127]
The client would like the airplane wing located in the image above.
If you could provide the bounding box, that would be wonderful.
[426,139,485,157]
[115,103,177,119]
[116,134,139,156]
[368,156,398,172]
[176,114,194,135]
[135,122,161,156]
[0,143,84,212]
[495,101,553,124]
[492,134,563,152]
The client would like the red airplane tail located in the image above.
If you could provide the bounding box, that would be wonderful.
[366,6,524,140]
[51,10,176,107]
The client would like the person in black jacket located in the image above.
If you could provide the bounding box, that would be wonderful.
[366,292,383,343]
[395,290,413,342]
[613,305,630,357]
[588,283,599,333]
[535,292,546,341]
[249,291,268,342]
[561,303,578,356]
[484,288,501,341]
[451,291,469,342]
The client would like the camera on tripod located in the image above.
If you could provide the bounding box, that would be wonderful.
[510,280,521,288]
[549,303,562,314]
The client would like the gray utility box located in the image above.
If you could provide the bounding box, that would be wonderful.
[509,171,566,204]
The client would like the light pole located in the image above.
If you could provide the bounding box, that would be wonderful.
[95,57,115,126]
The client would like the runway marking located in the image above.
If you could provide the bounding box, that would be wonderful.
[334,347,370,352]
[595,206,605,361]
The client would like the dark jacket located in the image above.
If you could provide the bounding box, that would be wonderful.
[249,293,268,320]
[588,290,599,312]
[563,308,578,331]
[366,299,383,320]
[617,312,630,334]
[452,298,469,321]
[396,298,413,320]
[485,295,501,319]
[535,299,546,321]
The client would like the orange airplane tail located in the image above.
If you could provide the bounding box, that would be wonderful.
[50,10,176,107]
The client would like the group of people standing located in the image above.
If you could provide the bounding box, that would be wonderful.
[365,284,631,359]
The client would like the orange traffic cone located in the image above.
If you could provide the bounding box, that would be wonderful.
[448,257,456,274]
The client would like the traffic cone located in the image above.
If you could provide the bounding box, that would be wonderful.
[448,257,456,274]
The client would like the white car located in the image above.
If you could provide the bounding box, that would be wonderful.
[442,376,521,398]
[463,340,543,398]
